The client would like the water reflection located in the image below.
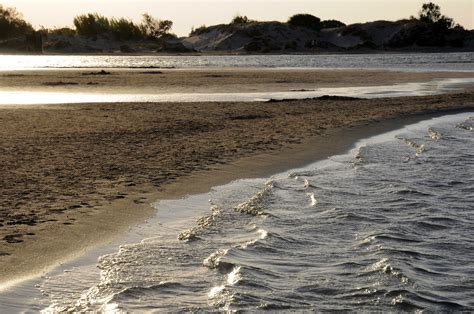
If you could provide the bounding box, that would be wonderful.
[0,78,472,105]
[0,53,472,71]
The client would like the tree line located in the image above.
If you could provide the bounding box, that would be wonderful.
[0,2,466,41]
[72,13,173,40]
[0,5,174,41]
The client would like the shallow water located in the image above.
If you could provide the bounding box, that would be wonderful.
[0,78,472,105]
[2,112,472,312]
[0,52,473,71]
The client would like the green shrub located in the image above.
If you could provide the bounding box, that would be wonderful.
[72,13,173,40]
[0,5,34,39]
[73,13,110,37]
[288,14,321,31]
[109,18,142,40]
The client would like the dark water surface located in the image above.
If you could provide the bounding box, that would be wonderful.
[0,52,473,71]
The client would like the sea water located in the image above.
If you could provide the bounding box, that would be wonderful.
[1,52,473,106]
[3,112,471,312]
[0,52,473,71]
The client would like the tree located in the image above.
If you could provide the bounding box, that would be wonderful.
[418,2,442,23]
[0,5,34,39]
[140,14,173,40]
[288,14,321,31]
[418,2,455,29]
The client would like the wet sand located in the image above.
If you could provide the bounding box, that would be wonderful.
[1,68,473,95]
[1,90,474,285]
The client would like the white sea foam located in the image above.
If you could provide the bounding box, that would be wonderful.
[227,267,242,285]
[307,193,318,206]
[208,285,226,299]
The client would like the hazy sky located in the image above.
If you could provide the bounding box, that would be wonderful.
[3,0,473,36]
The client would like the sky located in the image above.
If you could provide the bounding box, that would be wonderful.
[2,0,473,36]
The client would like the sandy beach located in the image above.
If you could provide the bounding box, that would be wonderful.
[0,93,473,285]
[1,0,473,307]
[0,68,474,286]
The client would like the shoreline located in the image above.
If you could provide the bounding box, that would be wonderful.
[0,92,473,287]
[1,109,472,298]
[1,68,473,97]
[2,49,473,56]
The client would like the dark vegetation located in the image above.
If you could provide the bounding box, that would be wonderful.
[0,3,177,52]
[387,2,468,48]
[0,4,33,39]
[418,2,454,26]
[187,2,470,53]
[288,14,322,31]
[0,5,174,42]
[73,13,174,40]
[320,19,346,29]
[189,25,207,36]
[0,2,472,53]
[0,5,41,52]
[231,15,252,25]
[287,14,345,31]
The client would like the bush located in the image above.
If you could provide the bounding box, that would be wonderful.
[320,19,346,29]
[73,13,173,40]
[43,39,71,50]
[387,21,456,48]
[190,25,208,36]
[288,14,321,31]
[231,15,251,24]
[244,26,262,38]
[384,2,463,48]
[73,13,110,37]
[140,13,173,40]
[284,40,298,50]
[109,18,142,40]
[120,44,135,53]
[0,5,34,39]
[418,2,455,30]
[48,27,77,37]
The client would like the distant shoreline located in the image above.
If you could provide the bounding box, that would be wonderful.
[1,48,473,57]
[2,3,473,55]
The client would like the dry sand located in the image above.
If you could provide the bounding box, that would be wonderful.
[0,68,473,286]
